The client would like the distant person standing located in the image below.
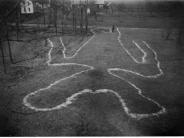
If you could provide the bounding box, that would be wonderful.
[111,24,115,33]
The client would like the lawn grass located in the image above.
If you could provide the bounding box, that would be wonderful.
[0,26,184,136]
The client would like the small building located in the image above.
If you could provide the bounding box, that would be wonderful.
[95,0,105,8]
[20,0,34,14]
[72,0,87,5]
[35,1,50,9]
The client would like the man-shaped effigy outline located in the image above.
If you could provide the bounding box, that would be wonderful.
[23,27,166,120]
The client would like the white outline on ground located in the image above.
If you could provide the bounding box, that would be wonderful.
[117,28,149,64]
[23,27,166,120]
[59,30,96,59]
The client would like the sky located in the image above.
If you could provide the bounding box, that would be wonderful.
[73,0,184,3]
[106,0,184,2]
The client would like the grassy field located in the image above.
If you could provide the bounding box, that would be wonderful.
[0,25,184,136]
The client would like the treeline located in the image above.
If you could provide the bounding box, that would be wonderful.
[0,0,17,15]
[0,0,19,21]
[116,1,184,17]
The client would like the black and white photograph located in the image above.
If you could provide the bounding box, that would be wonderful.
[0,0,184,136]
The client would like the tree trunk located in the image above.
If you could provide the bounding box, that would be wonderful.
[0,40,7,74]
[5,21,14,64]
[54,6,58,35]
[42,0,46,26]
[16,6,20,41]
[85,5,88,34]
[80,6,84,34]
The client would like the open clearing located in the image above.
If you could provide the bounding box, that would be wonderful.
[1,27,184,136]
